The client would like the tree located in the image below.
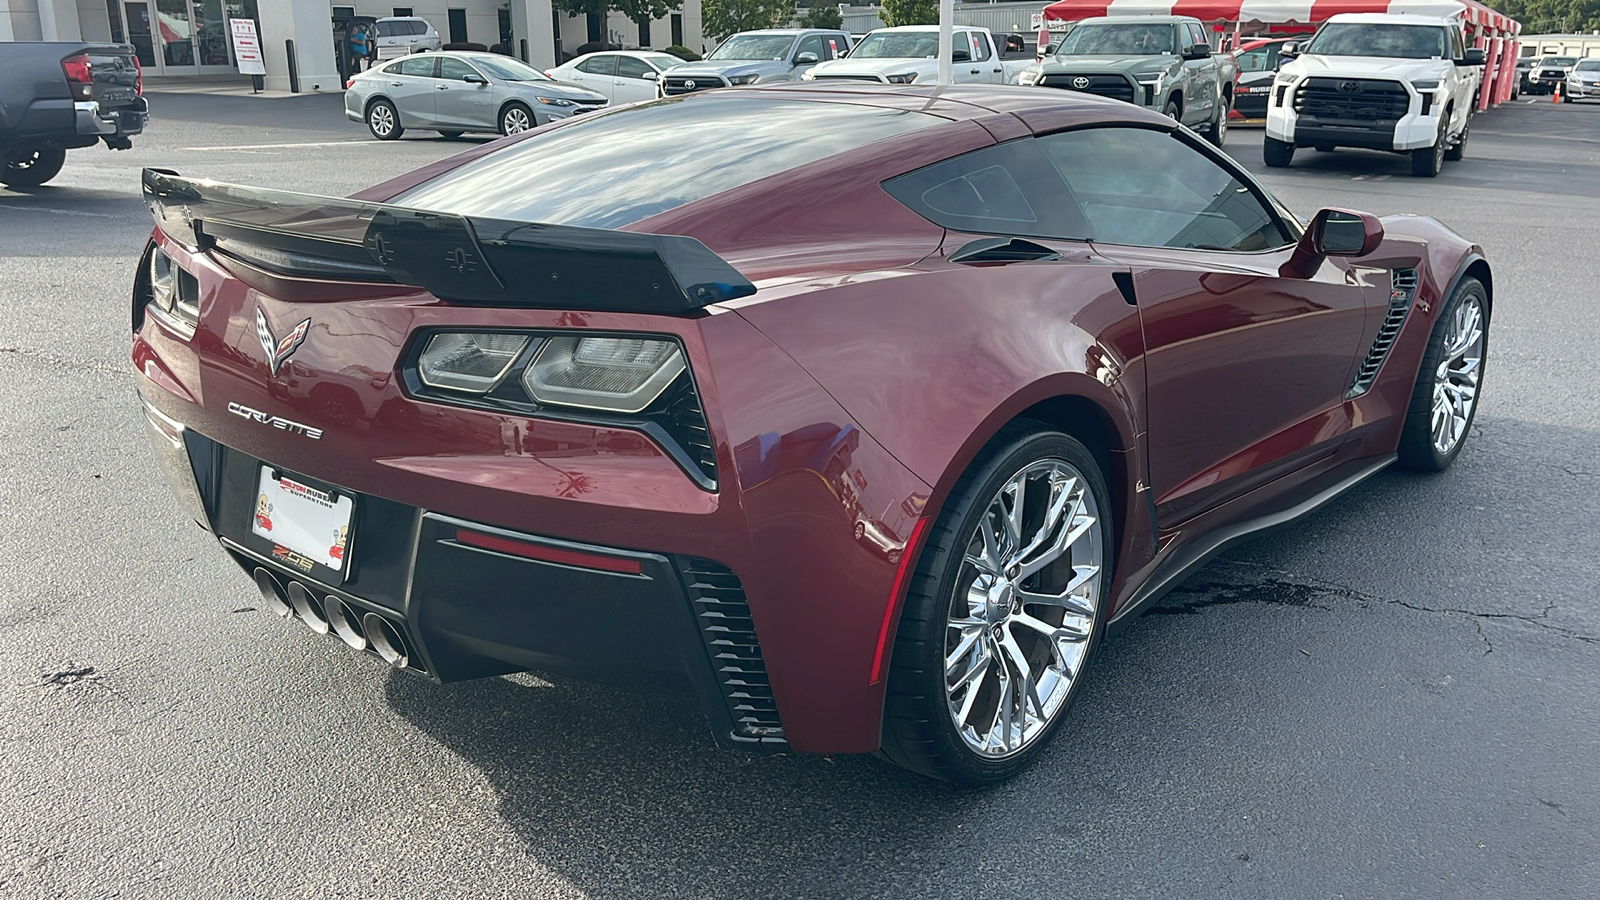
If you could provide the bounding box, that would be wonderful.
[880,0,939,28]
[801,3,843,31]
[1483,0,1600,34]
[552,0,683,42]
[702,0,792,39]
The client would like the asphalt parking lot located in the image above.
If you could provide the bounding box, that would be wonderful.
[2,91,1598,899]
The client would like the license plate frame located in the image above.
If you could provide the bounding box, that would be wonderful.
[248,467,356,584]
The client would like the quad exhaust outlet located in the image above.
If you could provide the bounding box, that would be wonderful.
[251,567,414,670]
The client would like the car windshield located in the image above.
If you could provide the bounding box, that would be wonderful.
[1305,24,1447,59]
[851,32,941,59]
[708,35,794,60]
[392,98,938,229]
[1576,59,1600,71]
[473,56,551,81]
[1053,24,1175,56]
[644,53,689,70]
[1545,56,1578,66]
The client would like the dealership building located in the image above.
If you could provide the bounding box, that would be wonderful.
[1,0,704,91]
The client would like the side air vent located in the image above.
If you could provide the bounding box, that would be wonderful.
[1348,268,1418,399]
[679,558,786,744]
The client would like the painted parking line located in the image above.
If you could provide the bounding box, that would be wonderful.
[179,139,387,151]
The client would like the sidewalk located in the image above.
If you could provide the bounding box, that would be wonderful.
[141,76,346,99]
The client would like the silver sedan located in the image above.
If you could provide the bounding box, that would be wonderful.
[344,51,609,140]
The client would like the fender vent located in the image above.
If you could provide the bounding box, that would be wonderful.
[679,558,786,743]
[1348,268,1418,399]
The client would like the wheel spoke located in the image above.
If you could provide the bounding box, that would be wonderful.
[1008,475,1075,571]
[1014,506,1093,583]
[944,627,984,676]
[1001,479,1025,556]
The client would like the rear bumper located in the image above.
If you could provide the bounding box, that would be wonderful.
[77,97,147,139]
[140,411,787,750]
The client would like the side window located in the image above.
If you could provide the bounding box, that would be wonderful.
[397,56,436,77]
[578,55,615,75]
[1235,49,1267,72]
[376,22,395,37]
[826,34,848,59]
[796,35,824,61]
[882,139,1087,240]
[1038,127,1290,252]
[616,56,653,79]
[964,32,991,62]
[1450,27,1465,60]
[410,21,429,35]
[438,57,476,81]
[1185,23,1207,51]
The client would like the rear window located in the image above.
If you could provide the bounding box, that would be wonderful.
[393,98,939,229]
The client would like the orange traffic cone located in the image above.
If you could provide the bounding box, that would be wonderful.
[1553,82,1561,103]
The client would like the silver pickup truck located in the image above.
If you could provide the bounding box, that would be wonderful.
[1018,15,1236,146]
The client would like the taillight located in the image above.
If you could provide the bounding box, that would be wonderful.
[345,76,355,89]
[61,52,93,101]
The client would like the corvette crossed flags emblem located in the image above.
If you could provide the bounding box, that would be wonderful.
[256,309,311,376]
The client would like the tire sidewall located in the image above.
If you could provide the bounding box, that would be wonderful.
[887,426,1113,785]
[1397,277,1488,471]
[501,102,533,135]
[367,100,399,140]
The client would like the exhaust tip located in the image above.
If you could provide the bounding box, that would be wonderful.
[362,614,409,668]
[252,568,292,618]
[286,582,329,635]
[325,597,367,650]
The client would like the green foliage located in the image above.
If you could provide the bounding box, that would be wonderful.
[801,3,844,30]
[1484,0,1600,35]
[702,0,792,39]
[663,44,703,61]
[881,0,939,27]
[553,0,681,29]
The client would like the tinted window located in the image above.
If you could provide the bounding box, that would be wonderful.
[824,34,848,59]
[963,31,991,62]
[438,57,477,80]
[475,56,551,81]
[1054,24,1175,56]
[883,139,1088,240]
[577,54,615,75]
[796,35,824,60]
[409,21,428,35]
[709,34,794,60]
[1235,48,1269,72]
[1039,127,1289,252]
[395,98,939,229]
[853,32,939,59]
[377,22,397,37]
[1305,24,1447,59]
[397,56,436,77]
[616,56,654,79]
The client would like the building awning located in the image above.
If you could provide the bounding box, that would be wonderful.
[1041,0,1520,34]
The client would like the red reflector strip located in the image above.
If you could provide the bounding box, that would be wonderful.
[869,515,932,685]
[453,528,643,575]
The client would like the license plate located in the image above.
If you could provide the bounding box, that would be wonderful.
[250,468,355,576]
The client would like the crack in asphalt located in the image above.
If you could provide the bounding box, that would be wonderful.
[0,345,124,377]
[1154,560,1596,651]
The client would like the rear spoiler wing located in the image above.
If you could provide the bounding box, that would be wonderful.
[140,168,756,313]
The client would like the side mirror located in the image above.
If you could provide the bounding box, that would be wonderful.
[1184,43,1212,60]
[795,51,819,65]
[952,48,972,63]
[464,73,487,84]
[1461,48,1487,66]
[1282,208,1383,278]
[1040,42,1058,57]
[1279,41,1299,59]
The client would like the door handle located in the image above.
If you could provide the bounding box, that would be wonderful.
[390,82,402,87]
[993,68,1002,72]
[969,68,980,74]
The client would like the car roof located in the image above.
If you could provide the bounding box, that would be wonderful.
[1323,13,1455,26]
[868,25,985,32]
[1074,15,1199,25]
[376,15,427,22]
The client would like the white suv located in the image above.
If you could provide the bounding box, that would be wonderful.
[1264,13,1486,177]
[375,17,443,60]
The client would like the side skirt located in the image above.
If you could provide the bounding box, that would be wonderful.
[1107,453,1396,632]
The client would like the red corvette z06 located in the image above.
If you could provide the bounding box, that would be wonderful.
[133,85,1490,784]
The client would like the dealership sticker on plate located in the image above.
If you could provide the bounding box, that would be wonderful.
[251,468,354,573]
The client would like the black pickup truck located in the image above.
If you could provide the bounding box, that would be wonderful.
[0,42,148,188]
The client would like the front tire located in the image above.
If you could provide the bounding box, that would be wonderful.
[1,146,67,188]
[366,99,402,140]
[1411,116,1447,177]
[879,423,1112,785]
[500,102,534,135]
[1396,277,1487,472]
[1444,120,1468,161]
[1264,136,1295,168]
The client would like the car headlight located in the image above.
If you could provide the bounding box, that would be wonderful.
[727,73,761,86]
[800,70,816,81]
[522,336,685,413]
[1274,72,1296,84]
[1017,69,1039,86]
[417,332,532,393]
[885,73,917,84]
[1135,73,1163,84]
[536,96,575,107]
[1411,79,1440,90]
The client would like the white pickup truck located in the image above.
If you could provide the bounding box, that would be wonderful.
[803,26,1028,85]
[1264,13,1486,177]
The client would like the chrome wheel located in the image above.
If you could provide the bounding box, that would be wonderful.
[945,458,1102,758]
[502,106,532,134]
[1430,293,1484,455]
[368,104,395,137]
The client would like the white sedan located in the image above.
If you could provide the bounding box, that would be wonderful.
[546,51,690,104]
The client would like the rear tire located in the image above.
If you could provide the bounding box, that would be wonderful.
[1206,98,1228,147]
[878,422,1112,786]
[1396,277,1487,472]
[1263,136,1295,167]
[366,99,403,140]
[1,146,67,188]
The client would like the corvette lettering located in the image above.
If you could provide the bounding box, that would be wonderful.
[227,402,323,439]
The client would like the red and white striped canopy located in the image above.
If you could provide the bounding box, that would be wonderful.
[1041,0,1520,34]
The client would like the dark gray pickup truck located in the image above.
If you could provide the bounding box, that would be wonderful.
[0,42,148,188]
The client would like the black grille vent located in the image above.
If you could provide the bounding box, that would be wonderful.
[1039,73,1135,103]
[680,558,785,743]
[1348,268,1418,399]
[809,74,885,83]
[659,377,717,484]
[662,75,726,95]
[1294,78,1410,122]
